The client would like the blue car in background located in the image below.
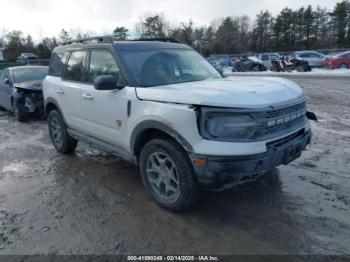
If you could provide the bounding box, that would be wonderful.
[0,66,48,122]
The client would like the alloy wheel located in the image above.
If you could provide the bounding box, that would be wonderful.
[146,152,180,203]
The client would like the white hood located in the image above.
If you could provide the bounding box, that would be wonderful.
[136,77,304,108]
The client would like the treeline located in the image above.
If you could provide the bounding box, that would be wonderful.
[0,1,349,60]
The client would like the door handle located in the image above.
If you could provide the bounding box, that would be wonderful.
[82,94,94,100]
[56,89,64,95]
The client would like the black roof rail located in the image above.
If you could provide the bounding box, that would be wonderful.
[62,36,114,45]
[133,38,181,43]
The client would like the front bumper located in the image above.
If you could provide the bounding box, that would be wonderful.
[15,92,44,115]
[190,128,311,190]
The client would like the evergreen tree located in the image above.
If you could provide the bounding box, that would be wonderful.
[251,11,274,51]
[215,17,240,54]
[330,1,348,47]
[4,31,24,61]
[113,27,129,40]
[140,15,167,38]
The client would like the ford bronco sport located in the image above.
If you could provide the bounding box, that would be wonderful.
[43,37,312,211]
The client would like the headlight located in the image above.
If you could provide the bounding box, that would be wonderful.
[204,113,257,140]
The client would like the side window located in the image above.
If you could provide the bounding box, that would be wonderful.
[0,70,6,81]
[261,55,269,61]
[88,50,126,86]
[48,52,67,77]
[299,54,309,58]
[0,69,10,82]
[64,51,86,82]
[310,53,321,58]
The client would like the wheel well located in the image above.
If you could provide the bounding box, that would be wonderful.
[45,102,58,115]
[133,128,180,159]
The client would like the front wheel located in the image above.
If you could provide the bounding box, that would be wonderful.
[139,138,200,211]
[48,110,77,154]
[12,102,27,122]
[252,66,260,72]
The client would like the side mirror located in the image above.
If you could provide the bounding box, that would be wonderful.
[4,78,11,85]
[94,75,121,91]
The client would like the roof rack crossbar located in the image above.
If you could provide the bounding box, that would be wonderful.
[62,36,114,45]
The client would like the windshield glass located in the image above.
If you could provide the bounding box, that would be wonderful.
[13,67,48,83]
[119,49,222,87]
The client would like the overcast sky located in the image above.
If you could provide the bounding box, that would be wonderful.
[0,0,340,41]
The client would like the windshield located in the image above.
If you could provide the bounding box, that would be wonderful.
[119,49,222,87]
[13,68,48,83]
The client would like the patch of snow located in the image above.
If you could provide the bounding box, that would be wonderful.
[224,67,350,76]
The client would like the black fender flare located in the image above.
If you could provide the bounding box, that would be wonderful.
[44,97,66,123]
[130,120,194,156]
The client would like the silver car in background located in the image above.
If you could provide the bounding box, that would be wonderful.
[294,51,326,68]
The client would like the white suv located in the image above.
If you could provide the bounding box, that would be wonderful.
[43,37,312,211]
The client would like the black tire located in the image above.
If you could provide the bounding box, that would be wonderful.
[296,65,305,72]
[339,63,348,69]
[271,64,278,72]
[48,109,77,154]
[12,101,27,122]
[139,138,201,211]
[252,66,260,72]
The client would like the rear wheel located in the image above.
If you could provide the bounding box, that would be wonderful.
[339,63,348,69]
[48,110,77,154]
[139,138,200,211]
[296,65,305,72]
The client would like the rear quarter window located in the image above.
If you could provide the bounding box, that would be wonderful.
[48,52,67,77]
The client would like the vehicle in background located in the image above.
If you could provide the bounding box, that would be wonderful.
[288,55,312,72]
[258,53,281,69]
[0,66,48,122]
[269,55,295,72]
[17,53,38,61]
[325,51,350,69]
[233,56,267,72]
[206,58,224,75]
[294,51,326,68]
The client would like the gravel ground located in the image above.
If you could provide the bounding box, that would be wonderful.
[0,76,349,256]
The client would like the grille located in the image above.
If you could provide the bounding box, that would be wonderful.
[266,101,306,118]
[261,101,307,135]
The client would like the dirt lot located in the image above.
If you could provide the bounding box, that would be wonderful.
[0,75,349,256]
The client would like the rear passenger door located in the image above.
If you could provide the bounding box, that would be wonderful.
[60,50,88,130]
[79,49,128,147]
